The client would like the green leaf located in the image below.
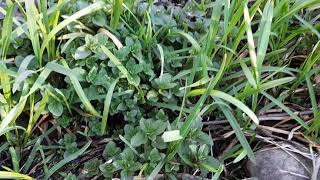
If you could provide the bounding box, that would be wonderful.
[148,148,162,162]
[25,0,41,65]
[48,100,64,117]
[74,46,91,60]
[130,130,147,147]
[103,141,121,159]
[243,2,259,82]
[140,119,167,140]
[172,31,201,52]
[161,130,183,142]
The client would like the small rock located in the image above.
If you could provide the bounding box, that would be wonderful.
[247,146,317,180]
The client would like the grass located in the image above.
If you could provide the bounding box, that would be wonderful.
[0,0,319,179]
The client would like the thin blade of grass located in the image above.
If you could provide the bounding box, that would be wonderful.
[188,89,259,125]
[101,78,118,135]
[55,61,100,116]
[257,1,273,72]
[25,0,41,66]
[305,72,318,118]
[0,62,12,108]
[156,44,165,80]
[0,82,28,135]
[1,0,15,61]
[23,138,42,173]
[44,141,91,180]
[261,91,309,129]
[0,171,33,180]
[243,2,258,82]
[219,102,255,161]
[24,90,49,142]
[9,147,19,172]
[294,15,320,39]
[110,0,123,28]
[172,31,201,52]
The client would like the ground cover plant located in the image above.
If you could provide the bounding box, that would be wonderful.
[0,0,319,179]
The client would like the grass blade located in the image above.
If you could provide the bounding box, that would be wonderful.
[110,0,123,28]
[55,61,100,116]
[101,78,118,135]
[305,73,319,119]
[262,92,309,129]
[0,81,28,136]
[9,147,19,171]
[257,1,273,73]
[25,0,41,66]
[0,62,12,108]
[172,31,201,52]
[156,44,165,80]
[44,141,91,180]
[0,171,33,180]
[243,2,258,82]
[1,0,15,61]
[219,102,255,161]
[188,89,259,125]
[23,138,42,173]
[24,90,49,142]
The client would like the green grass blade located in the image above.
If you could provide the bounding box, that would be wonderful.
[257,1,273,73]
[9,147,19,172]
[294,15,320,39]
[1,0,15,61]
[305,73,318,118]
[25,0,41,66]
[44,141,91,180]
[0,62,12,108]
[25,90,49,142]
[262,92,309,129]
[218,102,255,161]
[0,81,28,135]
[239,59,257,88]
[172,31,201,52]
[211,90,259,125]
[23,138,42,173]
[110,0,123,28]
[203,0,223,56]
[0,171,33,180]
[237,77,295,99]
[243,2,259,82]
[0,126,25,137]
[156,44,165,79]
[188,89,259,125]
[101,78,118,135]
[275,0,319,25]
